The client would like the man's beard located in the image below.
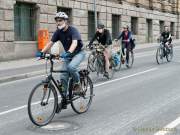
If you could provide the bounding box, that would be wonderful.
[57,23,66,30]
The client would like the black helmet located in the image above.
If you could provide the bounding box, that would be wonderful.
[97,23,105,29]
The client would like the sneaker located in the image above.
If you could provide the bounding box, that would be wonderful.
[56,103,67,113]
[73,82,83,95]
[61,103,67,109]
[104,72,109,79]
[126,63,129,68]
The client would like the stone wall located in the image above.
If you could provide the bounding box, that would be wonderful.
[0,0,180,60]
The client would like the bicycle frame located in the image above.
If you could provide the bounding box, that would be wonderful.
[43,57,84,104]
[42,57,72,101]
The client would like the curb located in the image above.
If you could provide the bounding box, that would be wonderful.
[0,62,88,84]
[0,70,45,84]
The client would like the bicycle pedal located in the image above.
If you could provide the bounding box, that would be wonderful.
[62,104,67,109]
[55,104,62,113]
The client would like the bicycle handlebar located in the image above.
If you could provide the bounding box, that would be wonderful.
[38,53,70,73]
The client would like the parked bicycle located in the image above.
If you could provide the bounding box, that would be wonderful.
[28,54,94,126]
[156,39,173,64]
[87,43,115,79]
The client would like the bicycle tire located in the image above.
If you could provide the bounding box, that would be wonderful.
[156,47,164,64]
[71,76,93,114]
[28,82,58,126]
[126,51,134,68]
[166,45,173,62]
[108,58,115,79]
[87,53,96,72]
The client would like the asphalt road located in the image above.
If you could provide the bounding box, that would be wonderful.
[0,46,180,135]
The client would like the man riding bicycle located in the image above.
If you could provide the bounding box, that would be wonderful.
[115,25,134,67]
[88,23,112,78]
[38,12,85,108]
[160,26,172,46]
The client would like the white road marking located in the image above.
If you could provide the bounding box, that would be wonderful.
[0,105,27,116]
[0,68,157,116]
[94,68,157,87]
[154,117,180,135]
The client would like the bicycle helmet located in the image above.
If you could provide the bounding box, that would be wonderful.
[123,25,129,29]
[97,23,105,29]
[54,12,68,20]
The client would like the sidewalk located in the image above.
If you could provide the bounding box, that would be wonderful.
[0,40,180,84]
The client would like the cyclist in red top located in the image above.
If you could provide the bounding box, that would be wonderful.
[116,25,134,66]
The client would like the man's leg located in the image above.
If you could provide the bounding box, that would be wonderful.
[103,47,110,73]
[126,43,131,64]
[67,51,86,91]
[59,60,70,109]
[60,60,70,96]
[122,43,125,56]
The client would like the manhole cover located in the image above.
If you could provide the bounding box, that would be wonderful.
[41,121,71,131]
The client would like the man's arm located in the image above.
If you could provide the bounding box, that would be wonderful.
[167,32,172,40]
[41,29,59,53]
[68,40,78,53]
[41,41,54,53]
[116,32,123,40]
[88,33,97,46]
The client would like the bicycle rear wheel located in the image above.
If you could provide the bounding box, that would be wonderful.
[71,76,93,114]
[126,51,134,68]
[156,47,164,64]
[166,45,173,62]
[28,82,58,126]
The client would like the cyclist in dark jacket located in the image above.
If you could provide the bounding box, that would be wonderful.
[161,26,172,44]
[88,23,112,78]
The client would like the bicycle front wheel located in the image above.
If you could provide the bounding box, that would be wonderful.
[126,51,134,68]
[87,52,96,72]
[71,76,93,114]
[28,82,58,126]
[156,47,164,64]
[166,45,173,62]
[108,58,115,79]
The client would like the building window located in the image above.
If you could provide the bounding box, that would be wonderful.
[88,11,96,40]
[149,0,153,10]
[14,2,36,41]
[88,11,99,40]
[170,22,175,36]
[159,21,165,34]
[131,17,138,35]
[146,19,153,43]
[111,0,122,4]
[112,15,120,39]
[57,7,72,24]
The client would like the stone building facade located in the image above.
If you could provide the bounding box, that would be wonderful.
[0,0,180,60]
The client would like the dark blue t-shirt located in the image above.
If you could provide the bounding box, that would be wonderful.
[51,26,83,53]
